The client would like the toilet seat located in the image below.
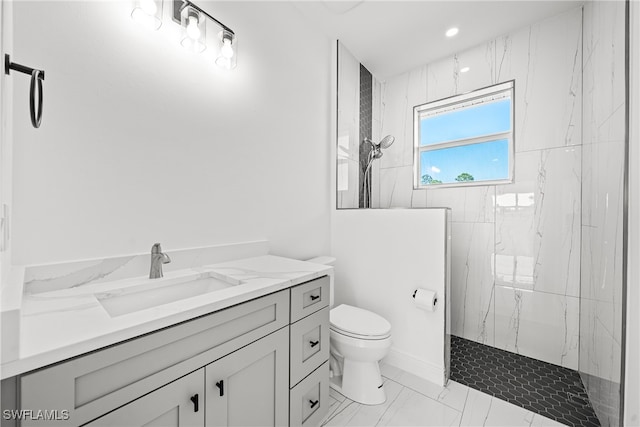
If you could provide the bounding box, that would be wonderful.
[330,304,391,340]
[331,327,391,340]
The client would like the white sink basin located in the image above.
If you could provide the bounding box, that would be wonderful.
[96,273,239,317]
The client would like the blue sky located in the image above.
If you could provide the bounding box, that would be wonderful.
[419,99,511,183]
[420,140,509,183]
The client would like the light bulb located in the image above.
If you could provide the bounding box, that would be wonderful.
[140,0,157,15]
[186,16,201,40]
[221,38,234,58]
[446,27,459,37]
[131,0,162,30]
[216,57,232,69]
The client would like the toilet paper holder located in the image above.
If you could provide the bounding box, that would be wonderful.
[413,289,437,305]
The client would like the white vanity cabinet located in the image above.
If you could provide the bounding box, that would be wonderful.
[289,276,331,427]
[15,275,331,427]
[86,327,289,427]
[85,369,204,427]
[204,327,289,426]
[19,290,290,427]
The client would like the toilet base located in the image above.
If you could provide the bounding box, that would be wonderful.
[330,360,386,405]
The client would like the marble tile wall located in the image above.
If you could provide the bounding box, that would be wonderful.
[337,44,361,209]
[372,7,583,370]
[337,43,384,209]
[359,65,373,208]
[579,1,626,426]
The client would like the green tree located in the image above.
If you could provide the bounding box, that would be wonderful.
[455,173,475,182]
[421,174,442,185]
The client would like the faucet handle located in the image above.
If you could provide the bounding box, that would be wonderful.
[151,243,162,254]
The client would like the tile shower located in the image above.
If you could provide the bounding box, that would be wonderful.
[372,6,584,368]
[337,2,626,426]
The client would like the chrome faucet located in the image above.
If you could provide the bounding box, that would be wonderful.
[149,243,171,279]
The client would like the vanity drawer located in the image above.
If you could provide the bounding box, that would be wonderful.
[19,290,289,427]
[290,307,330,387]
[290,276,329,323]
[290,361,330,427]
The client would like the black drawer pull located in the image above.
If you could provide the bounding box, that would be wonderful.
[309,399,319,408]
[309,340,320,348]
[309,294,320,301]
[190,394,199,412]
[216,380,224,397]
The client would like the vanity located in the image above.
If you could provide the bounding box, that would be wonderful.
[1,254,331,427]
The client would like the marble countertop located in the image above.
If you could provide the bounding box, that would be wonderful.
[0,255,332,379]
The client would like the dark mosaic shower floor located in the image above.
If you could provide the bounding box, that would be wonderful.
[450,336,601,427]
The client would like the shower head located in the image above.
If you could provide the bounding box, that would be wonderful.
[364,135,395,150]
[378,135,395,149]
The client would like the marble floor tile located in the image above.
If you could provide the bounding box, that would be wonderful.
[322,363,572,427]
[381,365,469,412]
[324,394,345,423]
[377,387,462,426]
[460,388,535,426]
[331,387,346,403]
[322,379,404,427]
[532,414,573,427]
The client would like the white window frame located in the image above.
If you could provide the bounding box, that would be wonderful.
[413,80,515,189]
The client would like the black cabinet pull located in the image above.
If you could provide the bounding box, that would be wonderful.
[216,380,224,397]
[309,399,319,408]
[190,394,199,412]
[309,340,320,348]
[309,294,320,301]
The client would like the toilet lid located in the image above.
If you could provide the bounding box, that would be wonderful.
[330,304,391,338]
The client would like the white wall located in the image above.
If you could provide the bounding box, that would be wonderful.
[1,0,14,283]
[331,208,450,385]
[10,1,332,266]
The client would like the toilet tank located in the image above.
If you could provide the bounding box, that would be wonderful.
[306,256,335,307]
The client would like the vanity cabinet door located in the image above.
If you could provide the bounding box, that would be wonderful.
[289,362,330,427]
[86,369,204,427]
[205,327,289,427]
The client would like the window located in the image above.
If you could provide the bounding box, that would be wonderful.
[414,81,514,188]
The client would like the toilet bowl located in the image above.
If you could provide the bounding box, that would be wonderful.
[330,304,391,405]
[306,257,392,406]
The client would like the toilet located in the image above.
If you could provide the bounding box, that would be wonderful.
[306,256,392,405]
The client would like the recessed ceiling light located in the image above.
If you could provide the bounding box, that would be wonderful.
[460,67,470,73]
[446,27,459,37]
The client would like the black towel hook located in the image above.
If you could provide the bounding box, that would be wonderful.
[5,54,45,129]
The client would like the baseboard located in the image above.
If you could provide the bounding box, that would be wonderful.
[383,347,446,387]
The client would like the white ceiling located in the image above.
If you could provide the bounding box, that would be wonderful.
[292,1,584,80]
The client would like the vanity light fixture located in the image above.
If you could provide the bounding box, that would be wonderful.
[215,29,237,70]
[445,27,459,37]
[180,5,206,53]
[131,0,238,69]
[173,0,237,68]
[460,67,470,73]
[131,0,164,30]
